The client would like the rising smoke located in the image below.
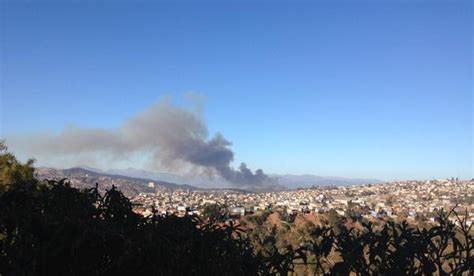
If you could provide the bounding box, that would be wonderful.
[13,99,272,186]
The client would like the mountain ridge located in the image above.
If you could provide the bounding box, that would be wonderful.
[76,166,383,189]
[35,166,382,196]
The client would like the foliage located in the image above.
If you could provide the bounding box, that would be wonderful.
[301,210,473,275]
[0,176,472,275]
[245,210,271,226]
[0,180,260,275]
[201,203,228,224]
[0,140,36,193]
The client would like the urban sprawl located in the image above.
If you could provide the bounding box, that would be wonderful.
[132,179,473,226]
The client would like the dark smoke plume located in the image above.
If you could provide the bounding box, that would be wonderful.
[13,99,271,186]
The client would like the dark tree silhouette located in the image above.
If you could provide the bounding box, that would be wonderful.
[0,179,263,275]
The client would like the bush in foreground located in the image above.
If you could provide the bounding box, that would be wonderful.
[1,178,472,275]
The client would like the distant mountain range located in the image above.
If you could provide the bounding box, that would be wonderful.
[78,166,235,189]
[74,166,381,189]
[101,167,381,188]
[35,166,381,196]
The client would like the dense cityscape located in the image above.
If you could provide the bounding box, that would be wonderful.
[34,167,474,226]
[131,179,474,226]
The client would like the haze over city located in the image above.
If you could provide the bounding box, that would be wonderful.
[2,1,472,184]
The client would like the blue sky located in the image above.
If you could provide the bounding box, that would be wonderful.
[1,0,472,180]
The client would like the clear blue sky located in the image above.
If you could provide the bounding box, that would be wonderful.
[1,0,472,180]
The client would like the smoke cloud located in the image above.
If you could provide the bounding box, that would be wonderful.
[14,99,272,186]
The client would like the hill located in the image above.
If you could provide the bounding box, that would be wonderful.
[35,166,382,195]
[35,167,198,198]
[96,167,381,189]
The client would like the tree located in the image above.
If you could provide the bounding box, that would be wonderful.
[328,208,340,227]
[0,179,263,275]
[201,203,228,223]
[386,195,394,206]
[0,140,36,193]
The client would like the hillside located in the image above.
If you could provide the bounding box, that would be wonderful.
[35,167,198,198]
[79,167,381,190]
